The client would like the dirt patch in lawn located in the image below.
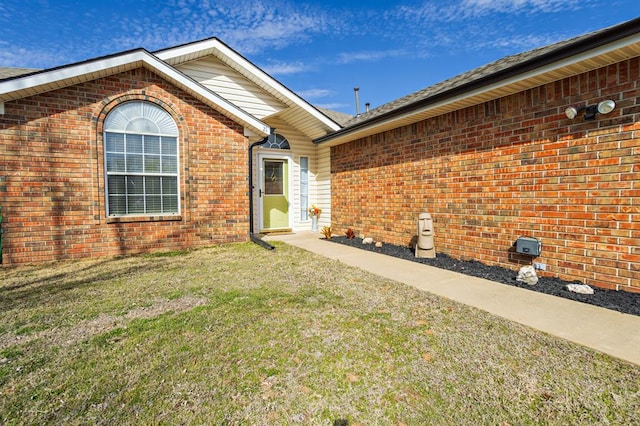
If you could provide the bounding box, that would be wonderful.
[0,295,206,349]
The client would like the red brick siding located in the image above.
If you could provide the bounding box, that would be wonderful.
[0,68,249,264]
[331,58,640,292]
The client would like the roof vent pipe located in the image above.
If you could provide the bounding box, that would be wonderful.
[365,102,370,113]
[354,87,360,116]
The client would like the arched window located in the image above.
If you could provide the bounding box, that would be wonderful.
[263,133,290,149]
[104,102,179,216]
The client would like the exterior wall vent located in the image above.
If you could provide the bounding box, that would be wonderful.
[515,236,541,256]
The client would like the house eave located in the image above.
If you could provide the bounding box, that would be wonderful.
[0,49,271,138]
[0,51,146,102]
[156,38,342,139]
[315,19,640,147]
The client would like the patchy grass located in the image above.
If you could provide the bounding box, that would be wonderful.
[1,242,638,425]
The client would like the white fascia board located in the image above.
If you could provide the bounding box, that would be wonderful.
[158,39,342,132]
[155,39,220,62]
[0,52,144,97]
[0,49,270,137]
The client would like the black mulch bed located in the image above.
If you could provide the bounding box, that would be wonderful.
[327,236,640,317]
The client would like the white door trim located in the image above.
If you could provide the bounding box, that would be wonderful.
[257,151,294,231]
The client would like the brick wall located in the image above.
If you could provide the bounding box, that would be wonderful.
[331,58,640,292]
[0,68,249,264]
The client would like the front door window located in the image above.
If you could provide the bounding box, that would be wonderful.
[264,161,284,195]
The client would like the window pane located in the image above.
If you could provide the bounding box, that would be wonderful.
[127,134,143,153]
[106,133,124,152]
[162,177,177,194]
[300,157,309,221]
[128,117,158,134]
[264,134,290,149]
[106,153,125,172]
[146,195,162,213]
[145,155,161,173]
[163,195,178,212]
[146,176,161,194]
[162,137,177,154]
[108,195,126,215]
[126,154,143,173]
[128,195,145,214]
[127,176,144,195]
[108,175,126,194]
[162,156,177,173]
[264,161,284,195]
[145,135,160,154]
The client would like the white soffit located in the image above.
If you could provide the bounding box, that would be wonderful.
[0,54,144,101]
[156,39,341,135]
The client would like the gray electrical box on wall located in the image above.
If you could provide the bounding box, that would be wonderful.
[515,237,541,256]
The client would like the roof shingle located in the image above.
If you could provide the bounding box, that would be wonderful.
[340,19,637,129]
[0,67,40,79]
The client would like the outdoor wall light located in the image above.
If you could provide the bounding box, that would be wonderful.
[565,100,616,120]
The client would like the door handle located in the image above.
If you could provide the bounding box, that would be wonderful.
[259,189,263,197]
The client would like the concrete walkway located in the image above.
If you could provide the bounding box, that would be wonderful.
[263,232,640,366]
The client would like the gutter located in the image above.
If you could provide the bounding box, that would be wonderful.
[314,17,640,145]
[248,136,275,250]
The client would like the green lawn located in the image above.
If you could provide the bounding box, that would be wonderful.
[1,242,638,425]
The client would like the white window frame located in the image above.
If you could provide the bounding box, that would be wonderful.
[300,156,309,221]
[103,102,180,217]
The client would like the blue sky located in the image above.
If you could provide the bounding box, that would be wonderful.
[1,1,639,115]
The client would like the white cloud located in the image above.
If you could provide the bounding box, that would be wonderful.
[110,0,344,55]
[336,49,406,64]
[314,102,351,110]
[378,0,593,59]
[296,88,333,99]
[261,61,306,75]
[0,47,68,68]
[391,0,584,23]
[459,0,584,16]
[1,0,347,68]
[0,0,616,74]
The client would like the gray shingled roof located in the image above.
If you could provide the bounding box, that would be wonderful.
[339,20,636,129]
[316,107,353,127]
[0,67,40,79]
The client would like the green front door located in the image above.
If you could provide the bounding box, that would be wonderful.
[262,158,289,230]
